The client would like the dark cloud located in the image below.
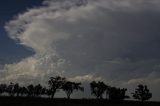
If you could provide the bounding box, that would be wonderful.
[53,9,160,78]
[1,0,160,100]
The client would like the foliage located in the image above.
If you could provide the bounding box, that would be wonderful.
[0,77,153,103]
[132,84,152,102]
[48,76,66,99]
[62,81,84,99]
[90,81,108,99]
[108,87,129,101]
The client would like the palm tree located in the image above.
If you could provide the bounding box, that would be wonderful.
[48,76,66,99]
[62,81,84,99]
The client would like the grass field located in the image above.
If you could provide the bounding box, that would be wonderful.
[0,97,159,106]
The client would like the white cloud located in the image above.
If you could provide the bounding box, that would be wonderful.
[68,74,102,82]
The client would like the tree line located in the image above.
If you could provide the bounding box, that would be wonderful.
[0,76,152,102]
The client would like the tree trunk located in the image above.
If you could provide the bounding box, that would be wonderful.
[96,96,99,99]
[100,95,103,99]
[51,90,56,99]
[51,94,54,99]
[141,100,144,106]
[67,94,71,100]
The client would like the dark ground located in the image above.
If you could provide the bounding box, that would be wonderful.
[0,97,159,106]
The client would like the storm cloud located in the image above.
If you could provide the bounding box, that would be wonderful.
[0,0,160,100]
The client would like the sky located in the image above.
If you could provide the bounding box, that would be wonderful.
[0,0,42,64]
[0,0,160,101]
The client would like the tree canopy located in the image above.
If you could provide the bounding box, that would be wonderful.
[132,84,152,102]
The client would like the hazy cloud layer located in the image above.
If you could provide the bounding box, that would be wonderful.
[1,0,160,100]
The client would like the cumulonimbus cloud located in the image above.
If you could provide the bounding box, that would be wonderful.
[1,0,160,100]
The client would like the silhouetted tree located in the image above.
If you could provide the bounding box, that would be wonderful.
[34,84,43,97]
[0,84,7,95]
[7,82,15,97]
[90,81,107,99]
[19,86,27,97]
[13,83,20,97]
[62,81,84,99]
[27,84,35,97]
[48,76,66,99]
[108,87,128,101]
[46,88,52,98]
[41,87,47,96]
[132,84,152,103]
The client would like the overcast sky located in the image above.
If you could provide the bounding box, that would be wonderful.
[0,0,160,101]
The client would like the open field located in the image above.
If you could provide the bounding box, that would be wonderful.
[0,97,159,106]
